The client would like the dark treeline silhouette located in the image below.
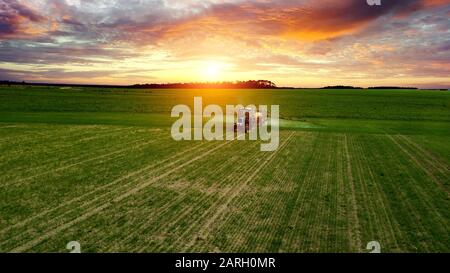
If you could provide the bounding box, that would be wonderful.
[368,86,418,89]
[321,85,363,89]
[2,80,436,90]
[132,80,277,89]
[0,80,126,88]
[0,80,278,89]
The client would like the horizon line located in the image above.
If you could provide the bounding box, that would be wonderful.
[2,80,448,90]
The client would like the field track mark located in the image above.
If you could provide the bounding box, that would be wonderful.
[143,142,264,252]
[279,133,322,252]
[9,139,235,252]
[335,134,353,251]
[182,132,294,252]
[335,135,345,251]
[321,136,338,252]
[258,137,302,253]
[309,136,333,251]
[10,203,111,253]
[355,135,401,250]
[377,136,436,251]
[352,135,388,248]
[0,127,149,179]
[246,133,311,252]
[0,139,208,238]
[236,144,294,252]
[387,134,449,195]
[0,125,131,149]
[176,134,293,252]
[158,141,266,252]
[344,135,362,252]
[182,134,294,252]
[112,142,261,251]
[357,137,401,250]
[381,136,449,250]
[397,135,449,175]
[0,125,23,129]
[1,136,160,189]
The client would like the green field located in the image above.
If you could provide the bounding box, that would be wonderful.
[0,86,449,252]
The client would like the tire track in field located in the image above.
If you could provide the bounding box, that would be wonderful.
[335,134,350,251]
[279,133,323,252]
[1,125,130,156]
[319,135,338,252]
[0,124,110,159]
[9,139,236,252]
[100,141,261,251]
[381,135,449,249]
[372,135,436,251]
[355,136,402,251]
[315,136,336,251]
[237,132,312,253]
[361,139,402,249]
[231,132,305,252]
[395,135,449,181]
[0,130,185,212]
[0,125,126,149]
[0,125,24,129]
[182,132,294,252]
[221,132,295,252]
[386,134,449,195]
[306,134,332,252]
[350,135,387,249]
[0,126,145,180]
[128,141,264,252]
[0,138,210,241]
[278,133,322,252]
[3,140,213,250]
[171,135,289,252]
[234,153,292,252]
[335,135,345,251]
[0,125,143,174]
[298,134,327,252]
[1,128,170,188]
[0,134,162,189]
[313,134,342,252]
[343,135,362,252]
[384,135,449,211]
[0,124,83,145]
[257,143,300,253]
[156,140,268,253]
[153,137,268,252]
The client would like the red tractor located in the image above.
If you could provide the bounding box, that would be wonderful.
[234,107,266,133]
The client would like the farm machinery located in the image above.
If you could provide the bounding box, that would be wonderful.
[234,107,267,133]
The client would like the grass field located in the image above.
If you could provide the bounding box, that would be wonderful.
[0,86,449,252]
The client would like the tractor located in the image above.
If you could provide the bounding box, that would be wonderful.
[234,107,267,133]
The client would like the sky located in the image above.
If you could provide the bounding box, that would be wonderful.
[0,0,449,88]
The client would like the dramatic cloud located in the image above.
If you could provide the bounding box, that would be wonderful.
[0,0,46,38]
[0,0,449,87]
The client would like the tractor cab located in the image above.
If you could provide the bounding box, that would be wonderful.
[234,107,267,133]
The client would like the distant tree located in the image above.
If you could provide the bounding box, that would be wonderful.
[131,80,278,89]
[368,86,418,89]
[321,85,363,89]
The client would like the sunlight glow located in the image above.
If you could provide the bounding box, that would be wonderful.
[202,61,224,81]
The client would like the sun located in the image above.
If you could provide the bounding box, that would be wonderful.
[202,61,224,81]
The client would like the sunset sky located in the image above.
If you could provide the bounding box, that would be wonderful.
[0,0,449,88]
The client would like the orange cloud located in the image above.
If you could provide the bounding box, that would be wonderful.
[156,0,449,42]
[0,0,46,39]
[423,0,450,6]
